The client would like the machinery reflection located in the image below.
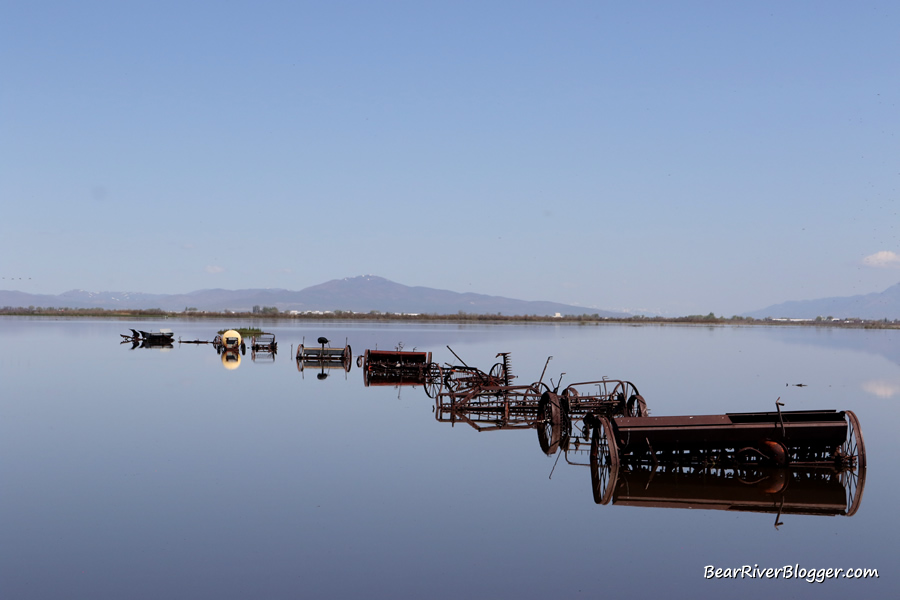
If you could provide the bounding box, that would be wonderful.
[584,409,866,525]
[220,349,242,370]
[250,333,277,363]
[296,337,352,379]
[421,347,867,524]
[120,328,174,350]
[115,331,870,524]
[589,459,865,525]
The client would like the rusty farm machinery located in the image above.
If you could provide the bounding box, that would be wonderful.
[583,402,867,524]
[359,348,438,388]
[296,337,352,378]
[420,347,868,523]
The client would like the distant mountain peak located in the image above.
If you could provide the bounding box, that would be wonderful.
[0,275,627,317]
[746,280,900,320]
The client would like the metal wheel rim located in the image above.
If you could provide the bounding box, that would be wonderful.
[842,464,867,516]
[590,416,619,505]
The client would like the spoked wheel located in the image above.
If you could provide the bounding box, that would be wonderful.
[836,410,866,470]
[529,381,550,398]
[524,382,546,405]
[626,393,648,417]
[611,381,639,413]
[537,392,564,455]
[842,463,867,516]
[547,391,570,432]
[489,362,506,384]
[560,386,580,412]
[589,415,619,505]
[424,364,443,399]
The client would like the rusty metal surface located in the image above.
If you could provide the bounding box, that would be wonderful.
[610,411,847,456]
[585,407,866,473]
[361,349,434,387]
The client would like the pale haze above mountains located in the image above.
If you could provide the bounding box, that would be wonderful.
[2,275,900,319]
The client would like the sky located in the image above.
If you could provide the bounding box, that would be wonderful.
[1,1,898,316]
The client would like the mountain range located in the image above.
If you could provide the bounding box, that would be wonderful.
[5,276,900,319]
[0,275,628,317]
[744,281,900,320]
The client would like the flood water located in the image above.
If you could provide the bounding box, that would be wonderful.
[1,317,897,599]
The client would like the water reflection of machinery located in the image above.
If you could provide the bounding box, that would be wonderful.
[360,349,435,387]
[126,338,174,350]
[423,348,870,523]
[250,333,277,363]
[221,349,242,370]
[586,409,867,524]
[296,358,352,379]
[211,330,247,370]
[296,337,352,379]
[588,461,866,523]
[435,385,547,431]
[121,328,174,349]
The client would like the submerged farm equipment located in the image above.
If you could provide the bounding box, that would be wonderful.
[585,406,865,470]
[250,333,277,362]
[441,350,514,394]
[360,349,438,387]
[432,350,549,431]
[430,351,649,444]
[251,333,277,353]
[214,330,246,355]
[435,382,549,431]
[584,401,867,520]
[422,345,869,522]
[297,337,351,363]
[535,380,648,456]
[296,337,352,377]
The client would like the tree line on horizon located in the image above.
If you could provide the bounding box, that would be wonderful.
[2,305,899,327]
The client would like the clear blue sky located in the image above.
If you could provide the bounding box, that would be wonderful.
[2,1,897,315]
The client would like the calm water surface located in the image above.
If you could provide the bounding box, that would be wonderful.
[1,317,897,599]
